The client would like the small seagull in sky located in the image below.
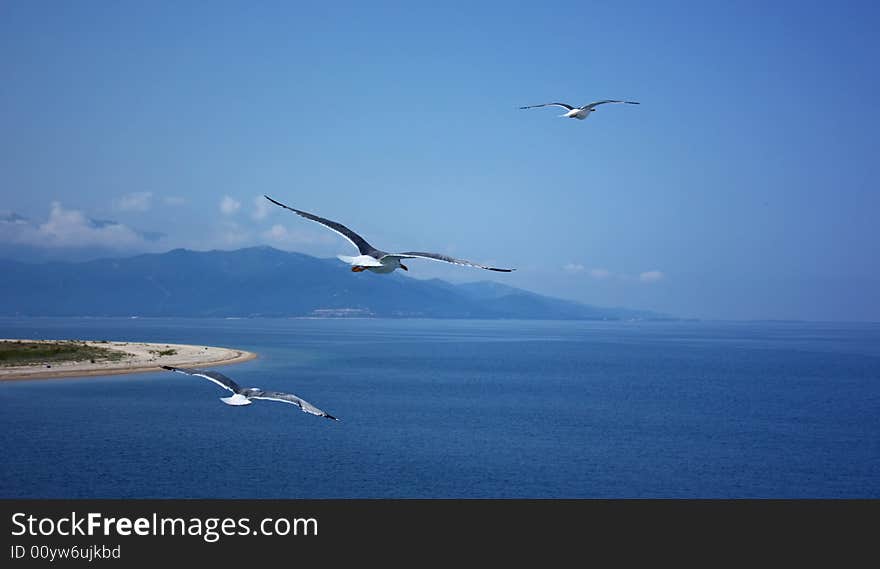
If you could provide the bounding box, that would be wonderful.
[519,99,640,120]
[264,195,514,274]
[162,365,338,421]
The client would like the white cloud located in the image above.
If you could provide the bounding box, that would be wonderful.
[564,264,616,279]
[114,191,153,212]
[639,270,665,283]
[220,196,241,215]
[264,224,289,241]
[3,202,148,249]
[163,196,186,206]
[217,220,250,246]
[252,195,271,220]
[1,212,28,225]
[261,224,337,247]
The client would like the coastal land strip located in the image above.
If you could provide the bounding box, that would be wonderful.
[0,339,257,381]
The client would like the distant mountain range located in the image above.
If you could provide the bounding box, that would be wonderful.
[0,246,673,320]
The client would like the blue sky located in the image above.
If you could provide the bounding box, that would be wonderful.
[1,0,878,321]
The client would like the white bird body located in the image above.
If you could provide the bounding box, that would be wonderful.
[520,99,639,121]
[220,393,252,406]
[265,195,514,274]
[336,254,393,273]
[562,108,591,120]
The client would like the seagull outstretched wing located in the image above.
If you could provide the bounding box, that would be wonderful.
[580,100,640,110]
[387,252,514,272]
[519,102,575,111]
[161,365,242,394]
[264,195,377,256]
[248,390,339,421]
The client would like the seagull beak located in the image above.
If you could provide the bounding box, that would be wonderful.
[400,263,408,271]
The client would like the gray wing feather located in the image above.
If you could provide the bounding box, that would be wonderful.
[580,100,640,110]
[519,102,574,110]
[390,252,514,272]
[264,195,376,255]
[249,390,339,421]
[161,365,242,394]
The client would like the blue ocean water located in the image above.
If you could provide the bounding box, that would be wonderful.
[0,317,878,498]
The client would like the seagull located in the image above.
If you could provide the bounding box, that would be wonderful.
[519,99,639,120]
[264,195,514,274]
[161,365,338,421]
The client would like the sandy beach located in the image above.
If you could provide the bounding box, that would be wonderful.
[0,339,257,381]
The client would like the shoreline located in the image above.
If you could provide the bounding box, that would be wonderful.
[0,340,257,382]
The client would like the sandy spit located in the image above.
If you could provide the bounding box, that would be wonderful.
[0,339,257,381]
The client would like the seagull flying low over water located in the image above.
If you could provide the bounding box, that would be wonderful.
[519,99,640,120]
[264,195,514,274]
[161,365,338,421]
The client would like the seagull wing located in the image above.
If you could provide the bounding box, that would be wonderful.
[519,102,575,111]
[580,100,640,110]
[389,252,515,272]
[264,195,376,255]
[248,390,339,421]
[161,365,242,394]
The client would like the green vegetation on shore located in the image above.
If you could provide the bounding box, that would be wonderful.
[150,348,178,357]
[0,341,128,367]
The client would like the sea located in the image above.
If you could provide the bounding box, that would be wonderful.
[1,317,878,498]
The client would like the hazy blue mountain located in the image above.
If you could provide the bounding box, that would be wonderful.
[0,246,672,320]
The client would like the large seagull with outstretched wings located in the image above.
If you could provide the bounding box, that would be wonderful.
[519,99,639,120]
[264,195,514,274]
[161,365,338,421]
